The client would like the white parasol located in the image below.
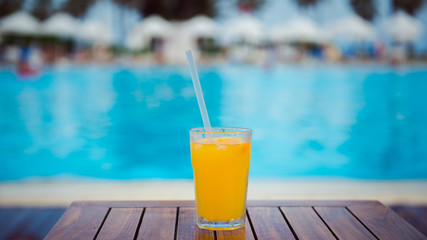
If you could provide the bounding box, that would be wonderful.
[42,12,79,38]
[385,11,422,43]
[0,11,41,35]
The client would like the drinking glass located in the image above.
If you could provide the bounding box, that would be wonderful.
[190,127,252,230]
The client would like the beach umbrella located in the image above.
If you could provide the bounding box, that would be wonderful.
[269,25,285,43]
[126,28,145,50]
[328,15,375,41]
[224,14,265,45]
[79,20,113,45]
[0,11,41,35]
[135,15,172,38]
[126,15,172,50]
[385,11,422,43]
[184,15,217,38]
[270,16,329,43]
[42,12,79,38]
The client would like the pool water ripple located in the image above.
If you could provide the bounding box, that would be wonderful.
[0,65,426,180]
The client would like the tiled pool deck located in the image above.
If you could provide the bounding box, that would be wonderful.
[0,179,426,206]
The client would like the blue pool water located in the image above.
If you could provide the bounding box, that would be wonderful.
[1,65,427,181]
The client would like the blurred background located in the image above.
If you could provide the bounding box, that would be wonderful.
[1,0,427,238]
[1,0,427,179]
[0,0,426,66]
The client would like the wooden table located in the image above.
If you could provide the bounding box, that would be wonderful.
[45,200,426,240]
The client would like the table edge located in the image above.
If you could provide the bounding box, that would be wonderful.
[70,200,383,208]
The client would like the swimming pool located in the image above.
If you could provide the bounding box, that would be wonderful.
[1,64,427,181]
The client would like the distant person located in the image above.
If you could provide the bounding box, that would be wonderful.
[16,45,40,78]
[389,44,406,66]
[5,45,20,64]
[374,41,386,61]
[17,60,38,77]
[262,44,276,70]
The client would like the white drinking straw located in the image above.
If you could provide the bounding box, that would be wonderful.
[185,50,213,138]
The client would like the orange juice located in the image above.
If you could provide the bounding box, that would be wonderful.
[191,137,251,222]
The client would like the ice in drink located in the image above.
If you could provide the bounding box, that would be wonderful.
[190,128,252,230]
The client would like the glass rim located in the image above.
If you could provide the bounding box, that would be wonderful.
[190,127,252,134]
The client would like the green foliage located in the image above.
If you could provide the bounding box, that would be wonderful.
[31,0,53,20]
[1,34,28,46]
[294,0,323,7]
[114,0,216,20]
[237,0,266,12]
[0,0,25,18]
[393,0,425,15]
[199,38,222,54]
[60,0,96,18]
[108,44,130,55]
[350,0,377,21]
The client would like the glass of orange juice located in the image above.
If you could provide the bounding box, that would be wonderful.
[190,127,252,230]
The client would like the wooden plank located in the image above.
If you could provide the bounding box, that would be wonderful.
[0,208,17,225]
[244,213,256,240]
[348,201,427,240]
[0,208,32,239]
[0,208,13,220]
[176,207,214,240]
[391,205,427,236]
[42,201,427,240]
[0,208,65,239]
[281,207,336,240]
[76,201,196,208]
[315,207,376,240]
[73,200,375,208]
[44,204,109,240]
[136,207,177,240]
[216,213,255,240]
[247,207,295,240]
[216,228,248,240]
[96,208,143,240]
[38,208,66,239]
[7,208,55,239]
